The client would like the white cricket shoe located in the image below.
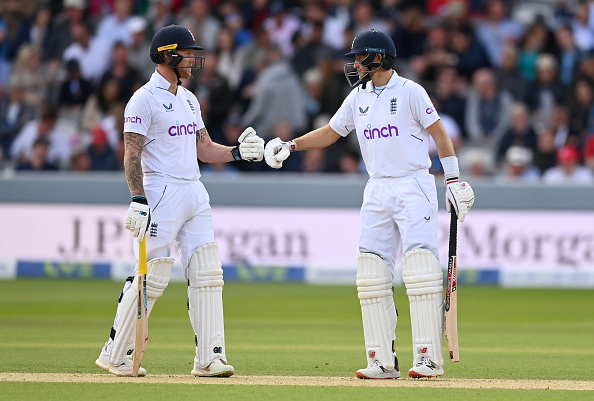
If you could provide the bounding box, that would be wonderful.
[95,343,147,377]
[356,360,400,379]
[408,356,443,378]
[192,359,235,377]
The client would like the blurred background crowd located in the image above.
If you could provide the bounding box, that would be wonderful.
[0,0,594,184]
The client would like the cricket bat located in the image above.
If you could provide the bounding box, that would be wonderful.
[132,236,148,376]
[444,209,460,362]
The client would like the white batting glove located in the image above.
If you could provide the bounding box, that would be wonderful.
[125,195,151,243]
[445,178,475,222]
[232,127,264,162]
[264,137,296,169]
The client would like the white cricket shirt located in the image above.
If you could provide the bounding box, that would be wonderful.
[124,70,204,181]
[329,71,440,178]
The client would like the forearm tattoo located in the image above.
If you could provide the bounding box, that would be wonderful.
[124,132,145,196]
[197,127,208,144]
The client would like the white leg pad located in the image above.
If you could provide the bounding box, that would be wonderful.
[188,242,227,369]
[356,253,397,370]
[402,249,444,368]
[108,257,174,365]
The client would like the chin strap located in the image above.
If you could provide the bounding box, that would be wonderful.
[174,69,182,86]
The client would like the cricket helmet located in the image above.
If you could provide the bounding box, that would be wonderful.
[344,29,396,87]
[150,25,205,77]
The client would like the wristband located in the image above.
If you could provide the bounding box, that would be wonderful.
[440,156,460,180]
[231,146,242,161]
[287,140,297,152]
[132,195,148,205]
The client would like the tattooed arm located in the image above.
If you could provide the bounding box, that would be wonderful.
[196,127,236,163]
[124,132,145,196]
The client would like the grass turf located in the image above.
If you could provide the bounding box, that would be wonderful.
[0,280,592,399]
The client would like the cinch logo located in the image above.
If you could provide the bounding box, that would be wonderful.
[168,120,198,136]
[125,116,142,124]
[426,106,435,114]
[363,124,398,139]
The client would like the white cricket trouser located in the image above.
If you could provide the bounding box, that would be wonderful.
[359,169,440,274]
[132,176,215,280]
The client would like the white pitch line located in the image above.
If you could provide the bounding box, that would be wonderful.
[0,373,592,390]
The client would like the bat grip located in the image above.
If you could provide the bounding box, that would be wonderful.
[449,209,458,258]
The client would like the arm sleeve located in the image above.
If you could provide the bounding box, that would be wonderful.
[329,89,356,137]
[409,83,440,129]
[123,91,152,136]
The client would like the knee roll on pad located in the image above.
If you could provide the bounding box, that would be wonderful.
[356,253,397,370]
[402,248,444,367]
[109,258,174,365]
[188,242,227,368]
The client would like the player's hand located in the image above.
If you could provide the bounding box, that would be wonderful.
[125,195,151,243]
[264,138,295,169]
[237,127,264,162]
[445,178,474,222]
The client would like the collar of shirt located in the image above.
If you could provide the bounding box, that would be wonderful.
[363,70,399,92]
[150,70,174,91]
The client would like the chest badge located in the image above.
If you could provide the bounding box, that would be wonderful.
[187,99,196,114]
[163,103,173,112]
[359,106,369,116]
[390,98,397,114]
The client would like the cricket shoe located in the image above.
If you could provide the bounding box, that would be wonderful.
[408,356,443,378]
[192,359,235,377]
[356,359,400,379]
[95,343,147,377]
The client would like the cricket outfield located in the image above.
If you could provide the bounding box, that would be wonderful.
[0,280,592,400]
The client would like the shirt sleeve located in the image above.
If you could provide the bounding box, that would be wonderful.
[409,82,440,129]
[329,89,356,137]
[124,91,152,136]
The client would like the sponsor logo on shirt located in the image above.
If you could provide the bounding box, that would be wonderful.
[163,103,174,112]
[426,106,435,114]
[363,124,398,140]
[359,106,369,116]
[168,120,198,136]
[125,116,142,124]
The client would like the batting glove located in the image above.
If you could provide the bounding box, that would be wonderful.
[264,137,296,169]
[125,195,151,243]
[445,178,475,222]
[231,127,265,162]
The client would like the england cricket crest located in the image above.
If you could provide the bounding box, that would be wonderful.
[390,98,397,114]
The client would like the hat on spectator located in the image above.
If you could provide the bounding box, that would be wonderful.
[128,16,147,34]
[557,145,579,164]
[506,146,532,166]
[64,0,87,9]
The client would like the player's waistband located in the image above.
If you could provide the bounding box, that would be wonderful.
[369,168,430,181]
[143,172,201,186]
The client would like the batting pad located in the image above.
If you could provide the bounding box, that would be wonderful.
[109,258,174,365]
[188,242,227,368]
[356,253,397,370]
[402,248,444,367]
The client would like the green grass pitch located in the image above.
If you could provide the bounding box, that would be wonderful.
[0,279,593,400]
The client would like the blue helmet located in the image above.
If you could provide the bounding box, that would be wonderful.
[344,29,396,87]
[150,25,205,77]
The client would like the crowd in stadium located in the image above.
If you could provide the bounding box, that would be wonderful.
[0,0,593,183]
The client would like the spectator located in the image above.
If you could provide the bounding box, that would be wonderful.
[390,6,427,61]
[551,104,580,148]
[568,79,594,137]
[543,145,594,184]
[495,44,527,101]
[10,107,71,168]
[179,0,221,52]
[449,23,491,80]
[532,125,559,174]
[263,1,302,59]
[9,44,47,108]
[58,59,94,112]
[337,148,362,175]
[301,148,326,173]
[80,77,123,142]
[555,25,579,86]
[497,102,537,162]
[44,0,88,62]
[242,46,307,140]
[465,68,513,145]
[126,16,153,81]
[351,1,389,37]
[584,134,594,170]
[147,0,174,35]
[458,147,496,178]
[496,146,540,183]
[475,0,524,67]
[409,22,451,83]
[434,67,466,135]
[524,54,566,125]
[62,21,111,85]
[28,6,52,55]
[215,27,244,91]
[14,137,58,171]
[571,3,594,53]
[0,80,35,158]
[85,125,118,170]
[98,41,141,103]
[517,22,549,82]
[221,6,252,48]
[96,0,134,48]
[292,21,333,78]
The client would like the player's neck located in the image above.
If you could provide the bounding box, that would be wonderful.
[371,69,394,88]
[157,65,179,94]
